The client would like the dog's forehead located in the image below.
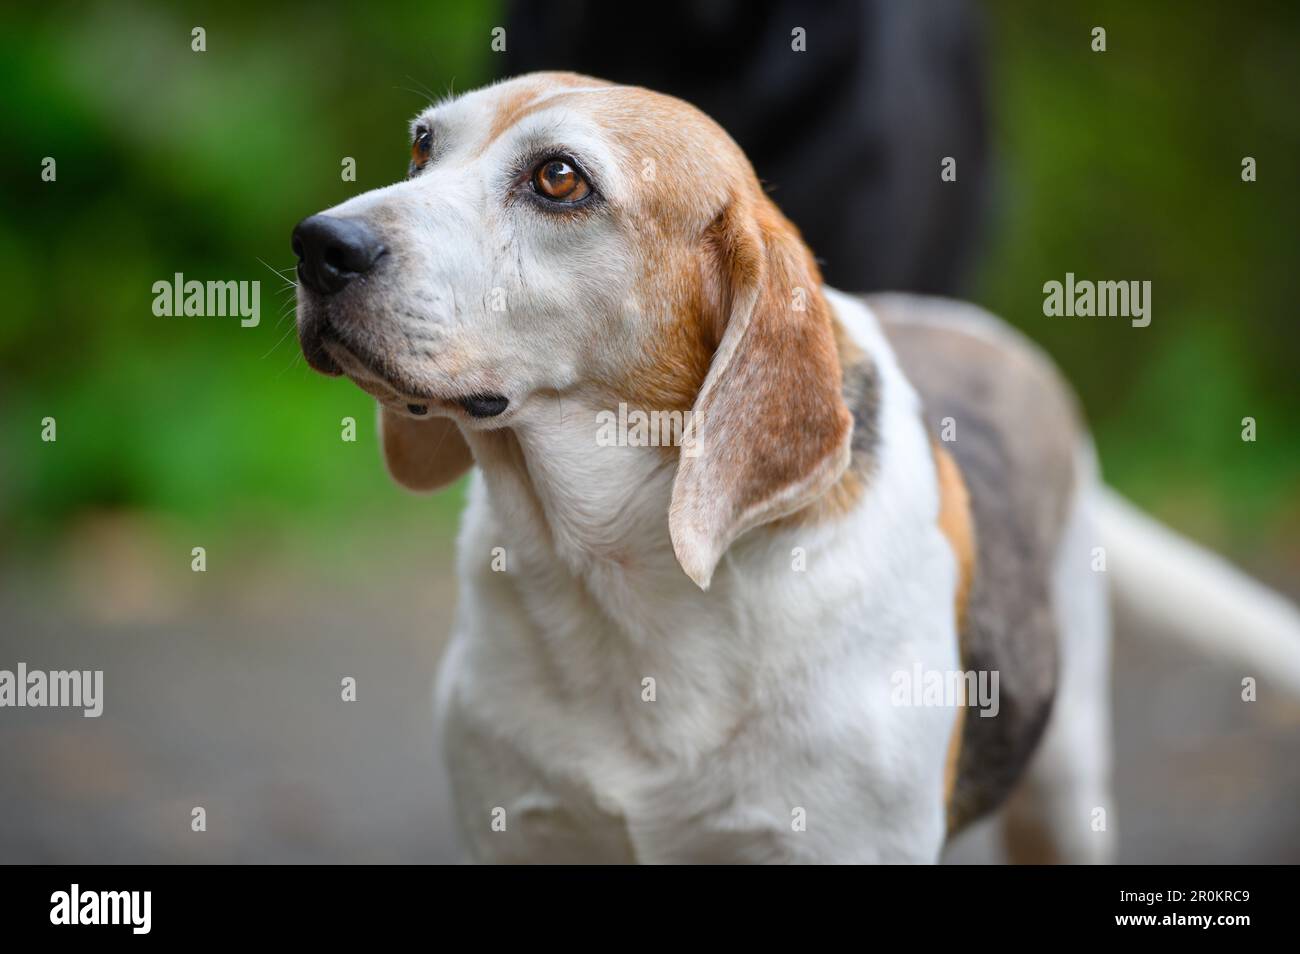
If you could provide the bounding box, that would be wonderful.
[412,73,739,172]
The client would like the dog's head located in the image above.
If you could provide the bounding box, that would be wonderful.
[294,72,851,588]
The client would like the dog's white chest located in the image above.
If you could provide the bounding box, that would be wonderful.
[436,469,961,863]
[432,293,964,863]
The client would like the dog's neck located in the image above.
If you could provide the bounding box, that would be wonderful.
[460,315,880,597]
[464,395,684,582]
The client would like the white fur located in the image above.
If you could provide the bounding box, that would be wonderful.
[435,294,963,862]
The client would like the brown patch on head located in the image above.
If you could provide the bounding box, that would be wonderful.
[615,245,720,416]
[585,85,754,420]
[521,80,861,586]
[484,84,550,149]
[481,72,614,153]
[474,75,857,585]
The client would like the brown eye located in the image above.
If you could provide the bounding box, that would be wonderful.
[410,129,432,170]
[532,158,590,202]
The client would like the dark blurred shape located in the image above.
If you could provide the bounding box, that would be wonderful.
[505,0,989,294]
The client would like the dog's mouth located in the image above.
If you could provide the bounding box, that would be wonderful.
[399,394,510,419]
[456,394,510,418]
[299,316,510,420]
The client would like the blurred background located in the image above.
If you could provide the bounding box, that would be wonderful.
[1,0,1297,862]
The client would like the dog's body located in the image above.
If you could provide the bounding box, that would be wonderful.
[436,289,1107,863]
[293,73,1300,864]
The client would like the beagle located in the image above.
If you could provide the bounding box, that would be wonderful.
[292,73,1296,863]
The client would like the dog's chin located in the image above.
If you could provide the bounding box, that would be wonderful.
[297,315,343,377]
[321,336,428,401]
[310,331,514,425]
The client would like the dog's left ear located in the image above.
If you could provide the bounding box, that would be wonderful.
[379,406,474,492]
[669,193,853,589]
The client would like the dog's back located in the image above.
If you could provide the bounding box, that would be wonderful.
[868,293,1086,830]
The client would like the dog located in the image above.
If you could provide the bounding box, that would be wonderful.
[293,73,1300,863]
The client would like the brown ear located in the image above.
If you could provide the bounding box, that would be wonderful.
[669,194,852,589]
[379,406,474,492]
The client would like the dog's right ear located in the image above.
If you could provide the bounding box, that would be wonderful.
[379,406,474,492]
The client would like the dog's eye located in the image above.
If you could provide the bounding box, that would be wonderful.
[410,129,433,171]
[532,158,590,203]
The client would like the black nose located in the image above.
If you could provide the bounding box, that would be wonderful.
[291,214,387,295]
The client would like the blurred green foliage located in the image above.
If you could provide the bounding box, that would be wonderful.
[976,1,1299,556]
[1,1,1295,566]
[1,1,499,558]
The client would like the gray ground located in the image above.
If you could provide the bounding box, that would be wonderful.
[2,529,1298,864]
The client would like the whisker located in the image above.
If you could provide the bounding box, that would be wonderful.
[256,256,298,285]
[277,346,306,379]
[395,85,435,106]
[404,74,440,102]
[272,303,297,329]
[261,317,299,361]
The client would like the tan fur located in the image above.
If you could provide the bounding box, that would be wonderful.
[934,441,976,629]
[944,704,965,822]
[933,440,976,822]
[590,86,753,415]
[480,73,612,152]
[613,248,716,415]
